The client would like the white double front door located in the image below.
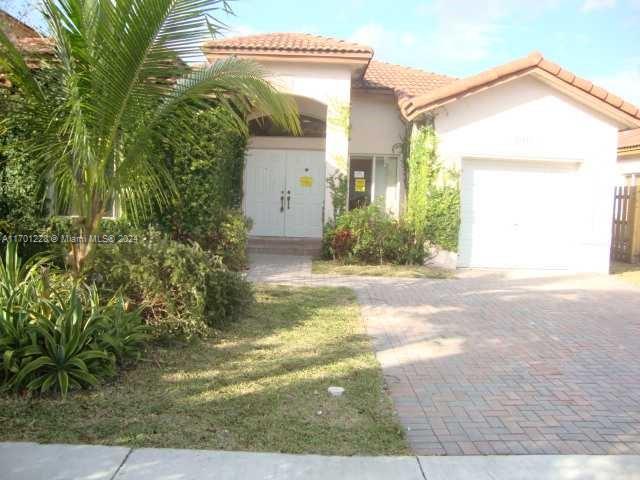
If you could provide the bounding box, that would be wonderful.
[244,149,325,238]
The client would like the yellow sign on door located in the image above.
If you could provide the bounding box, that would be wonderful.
[299,176,313,188]
[355,178,366,192]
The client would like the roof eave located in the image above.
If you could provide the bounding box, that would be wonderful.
[619,147,640,157]
[404,66,640,129]
[203,49,371,62]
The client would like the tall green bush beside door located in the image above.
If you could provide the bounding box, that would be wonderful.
[153,107,251,270]
[405,124,461,253]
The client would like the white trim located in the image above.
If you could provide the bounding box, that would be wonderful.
[348,153,401,215]
[461,153,583,165]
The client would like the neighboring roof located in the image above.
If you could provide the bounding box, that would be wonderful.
[354,60,455,98]
[0,9,41,41]
[619,128,640,155]
[1,37,55,71]
[0,31,52,85]
[202,33,373,61]
[402,51,640,127]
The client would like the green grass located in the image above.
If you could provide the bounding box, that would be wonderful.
[0,285,408,456]
[312,259,453,279]
[612,262,640,287]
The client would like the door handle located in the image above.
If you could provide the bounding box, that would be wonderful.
[287,190,291,210]
[280,191,284,212]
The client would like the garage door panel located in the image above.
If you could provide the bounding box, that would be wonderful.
[459,159,577,269]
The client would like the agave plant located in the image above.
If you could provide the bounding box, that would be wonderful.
[99,294,148,364]
[0,0,300,274]
[0,292,39,389]
[12,286,113,397]
[0,242,49,301]
[0,242,48,386]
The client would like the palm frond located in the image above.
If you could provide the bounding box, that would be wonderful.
[0,28,45,103]
[2,0,301,270]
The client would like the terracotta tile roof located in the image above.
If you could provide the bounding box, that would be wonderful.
[0,37,53,81]
[203,33,373,59]
[619,128,640,153]
[354,60,456,97]
[0,9,41,41]
[16,37,54,55]
[402,51,640,126]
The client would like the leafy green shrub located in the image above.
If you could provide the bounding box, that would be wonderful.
[0,242,48,300]
[88,228,216,338]
[204,270,254,328]
[423,185,460,252]
[88,228,254,338]
[13,288,115,396]
[329,227,355,260]
[150,108,250,270]
[0,243,147,397]
[323,203,425,265]
[405,125,461,252]
[209,210,252,271]
[326,171,348,218]
[0,244,49,387]
[0,86,49,241]
[99,295,148,365]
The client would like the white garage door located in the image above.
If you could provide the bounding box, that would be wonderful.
[458,159,578,269]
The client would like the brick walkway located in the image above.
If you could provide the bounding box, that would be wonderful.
[249,255,640,455]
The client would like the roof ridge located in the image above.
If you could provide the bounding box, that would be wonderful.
[204,31,373,53]
[369,59,456,79]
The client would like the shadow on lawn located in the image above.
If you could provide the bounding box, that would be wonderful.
[0,284,408,456]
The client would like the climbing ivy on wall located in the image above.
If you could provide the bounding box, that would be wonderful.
[327,99,351,139]
[326,171,348,218]
[151,107,247,244]
[325,99,350,216]
[405,124,461,252]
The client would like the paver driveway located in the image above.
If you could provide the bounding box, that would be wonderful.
[249,255,640,456]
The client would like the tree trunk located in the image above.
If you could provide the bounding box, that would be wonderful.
[67,205,104,277]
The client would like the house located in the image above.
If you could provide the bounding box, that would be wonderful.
[6,27,640,272]
[618,128,640,185]
[204,33,640,273]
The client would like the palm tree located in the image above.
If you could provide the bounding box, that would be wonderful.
[0,0,299,274]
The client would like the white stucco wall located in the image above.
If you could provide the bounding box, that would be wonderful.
[350,91,405,155]
[618,154,640,184]
[434,75,621,273]
[350,90,406,215]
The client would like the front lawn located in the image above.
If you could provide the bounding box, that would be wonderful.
[0,285,408,456]
[312,260,453,279]
[612,262,640,287]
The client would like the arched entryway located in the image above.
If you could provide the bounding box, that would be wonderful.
[244,96,328,238]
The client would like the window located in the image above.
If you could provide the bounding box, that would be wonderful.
[348,155,399,214]
[249,115,326,137]
[624,173,638,186]
[49,189,118,219]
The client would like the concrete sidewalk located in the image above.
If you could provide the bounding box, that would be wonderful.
[3,442,640,480]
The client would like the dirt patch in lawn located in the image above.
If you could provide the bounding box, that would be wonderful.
[312,260,453,279]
